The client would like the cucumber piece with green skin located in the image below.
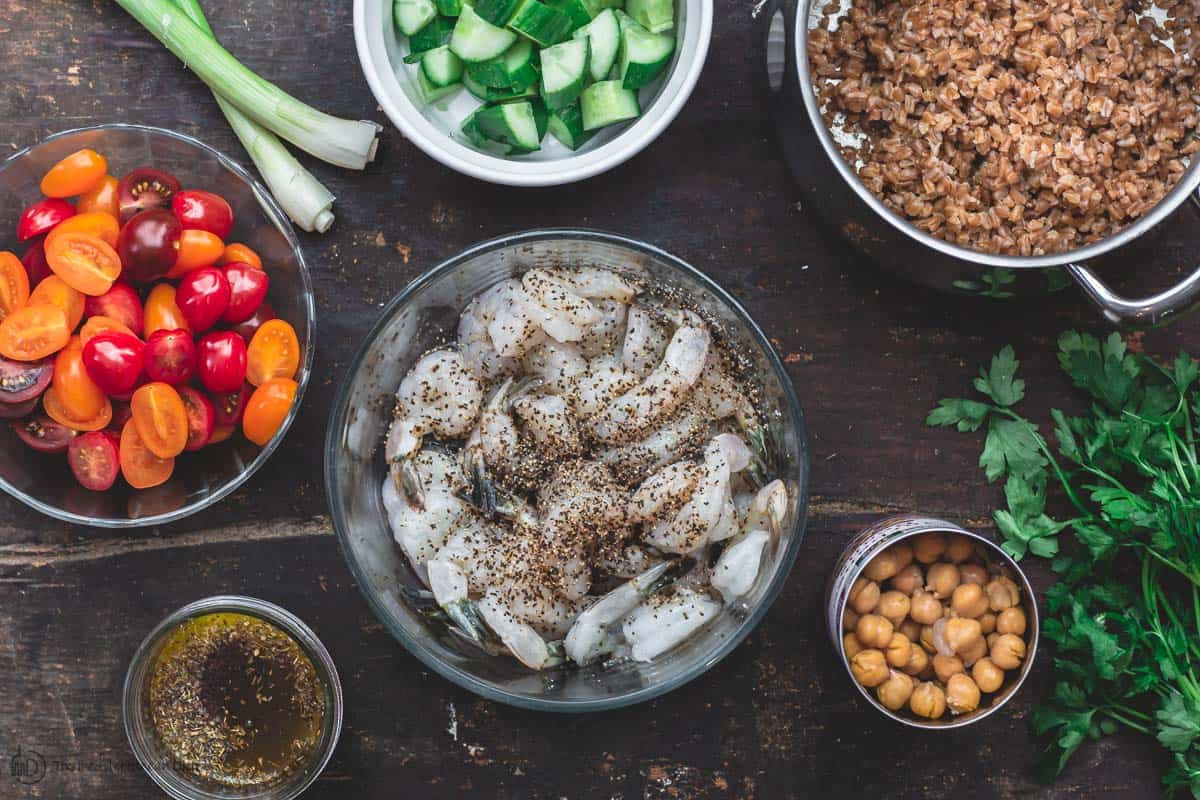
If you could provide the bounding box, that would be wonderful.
[463,71,541,101]
[417,69,463,103]
[437,0,463,15]
[507,0,574,46]
[547,102,595,149]
[579,79,639,129]
[572,8,619,82]
[461,113,516,154]
[474,0,521,25]
[529,97,550,140]
[539,38,590,109]
[404,15,454,62]
[395,0,439,35]
[450,6,519,62]
[616,11,674,89]
[421,45,466,87]
[624,0,672,33]
[465,38,538,89]
[582,0,623,15]
[474,101,542,150]
[548,0,592,31]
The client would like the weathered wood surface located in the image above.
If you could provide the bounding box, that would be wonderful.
[0,1,1197,797]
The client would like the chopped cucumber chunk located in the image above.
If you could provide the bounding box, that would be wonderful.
[530,97,550,139]
[616,10,674,89]
[463,71,541,101]
[417,69,462,103]
[465,38,538,89]
[547,101,594,149]
[539,38,590,109]
[573,8,619,82]
[450,6,519,61]
[624,0,672,33]
[421,45,465,87]
[437,0,464,15]
[404,15,455,61]
[508,0,574,46]
[395,0,439,35]
[461,113,516,154]
[579,79,639,130]
[548,0,592,30]
[582,0,624,15]
[474,101,542,151]
[474,0,521,25]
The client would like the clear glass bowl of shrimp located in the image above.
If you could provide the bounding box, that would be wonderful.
[324,229,810,711]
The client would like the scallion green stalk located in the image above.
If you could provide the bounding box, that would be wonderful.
[116,0,380,170]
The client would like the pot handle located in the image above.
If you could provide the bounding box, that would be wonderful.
[1066,187,1200,328]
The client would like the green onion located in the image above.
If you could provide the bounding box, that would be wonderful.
[115,0,380,170]
[170,0,336,233]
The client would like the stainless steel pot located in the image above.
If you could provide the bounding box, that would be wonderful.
[766,0,1200,326]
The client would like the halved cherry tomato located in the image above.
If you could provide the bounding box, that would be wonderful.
[208,423,236,445]
[143,329,196,385]
[117,168,181,225]
[217,243,262,270]
[29,276,85,331]
[85,282,142,336]
[0,355,53,403]
[212,383,251,427]
[21,239,52,286]
[18,199,75,242]
[67,430,119,491]
[45,211,120,249]
[131,381,188,458]
[143,284,189,336]
[246,319,300,386]
[243,377,297,446]
[221,262,269,323]
[12,415,76,453]
[0,303,70,361]
[172,190,234,239]
[82,331,145,395]
[53,338,106,421]
[197,330,247,393]
[119,418,174,489]
[178,385,215,451]
[167,229,225,278]
[118,209,180,283]
[0,251,31,321]
[77,175,120,218]
[43,384,112,432]
[0,396,38,419]
[40,148,107,198]
[45,232,122,296]
[175,267,230,332]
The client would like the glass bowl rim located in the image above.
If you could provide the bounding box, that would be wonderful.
[324,227,811,711]
[0,123,316,529]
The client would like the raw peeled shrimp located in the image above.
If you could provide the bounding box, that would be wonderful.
[564,561,673,665]
[553,267,640,303]
[386,349,483,469]
[571,355,639,418]
[487,278,547,358]
[511,392,582,457]
[597,407,708,482]
[621,303,669,378]
[458,282,519,381]
[711,480,787,602]
[477,589,563,670]
[579,299,629,358]
[622,586,721,662]
[523,339,587,396]
[381,449,469,577]
[519,269,603,343]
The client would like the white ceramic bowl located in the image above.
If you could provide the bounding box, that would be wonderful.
[353,0,712,186]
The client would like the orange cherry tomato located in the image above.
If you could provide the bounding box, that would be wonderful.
[43,384,112,432]
[0,303,70,361]
[208,424,236,445]
[242,377,297,446]
[45,232,122,296]
[45,211,120,249]
[167,229,225,278]
[143,284,190,337]
[29,276,85,331]
[79,314,137,345]
[119,419,175,489]
[52,337,106,421]
[77,175,120,218]
[245,319,300,386]
[39,148,107,198]
[0,251,31,322]
[218,243,262,270]
[130,382,189,458]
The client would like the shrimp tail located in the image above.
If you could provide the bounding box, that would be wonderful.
[464,449,498,518]
[736,405,771,489]
[392,457,427,510]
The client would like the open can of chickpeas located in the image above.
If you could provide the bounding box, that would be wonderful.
[826,515,1038,729]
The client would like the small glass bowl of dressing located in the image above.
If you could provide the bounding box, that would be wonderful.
[123,596,343,800]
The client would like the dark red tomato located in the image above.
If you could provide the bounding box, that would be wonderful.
[17,199,75,242]
[109,399,133,431]
[67,430,120,491]
[117,168,181,224]
[82,331,145,395]
[220,262,269,324]
[0,355,53,403]
[21,239,52,286]
[0,397,37,419]
[12,415,75,453]
[85,283,144,336]
[196,330,247,393]
[109,377,145,404]
[211,382,250,426]
[117,209,181,283]
[143,329,196,386]
[228,302,276,342]
[171,190,234,239]
[177,385,215,451]
[175,267,230,332]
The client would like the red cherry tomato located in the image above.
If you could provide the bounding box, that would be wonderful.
[143,329,196,386]
[0,355,53,403]
[171,190,234,239]
[0,396,38,419]
[228,302,276,342]
[12,415,76,453]
[211,382,251,427]
[175,267,231,332]
[82,331,145,395]
[85,283,144,337]
[177,385,215,451]
[117,209,181,283]
[18,199,75,242]
[196,330,247,393]
[67,430,119,491]
[21,239,52,286]
[221,262,269,323]
[117,168,181,224]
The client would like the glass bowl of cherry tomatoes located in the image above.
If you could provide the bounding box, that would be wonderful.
[0,124,314,527]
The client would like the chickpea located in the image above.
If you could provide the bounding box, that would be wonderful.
[945,617,983,654]
[959,563,988,585]
[991,633,1027,670]
[946,673,981,714]
[986,576,1021,612]
[997,606,1027,636]
[979,612,997,635]
[951,583,989,618]
[891,564,924,596]
[972,657,1005,693]
[933,654,965,683]
[945,534,975,563]
[899,618,921,643]
[891,542,914,570]
[910,590,943,625]
[843,608,860,632]
[902,643,929,676]
[849,578,881,615]
[885,632,912,668]
[864,548,903,582]
[876,670,915,711]
[958,634,987,667]
[878,590,911,626]
[919,625,936,654]
[926,563,961,599]
[912,532,946,564]
[987,632,999,649]
[910,681,947,719]
[843,632,865,659]
[856,614,894,649]
[851,649,889,687]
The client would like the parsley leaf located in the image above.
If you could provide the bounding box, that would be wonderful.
[974,345,1026,406]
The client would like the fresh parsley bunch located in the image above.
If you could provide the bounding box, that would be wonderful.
[928,332,1200,796]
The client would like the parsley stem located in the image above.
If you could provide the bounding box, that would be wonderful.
[994,407,1091,516]
[1105,708,1151,734]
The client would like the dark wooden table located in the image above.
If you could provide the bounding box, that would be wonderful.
[2,1,1197,797]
